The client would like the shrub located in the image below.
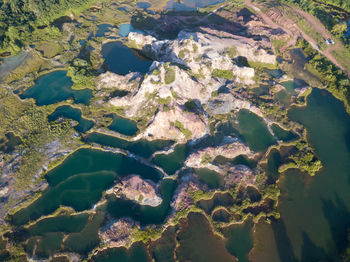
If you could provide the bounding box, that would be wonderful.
[164,67,176,84]
[211,69,234,80]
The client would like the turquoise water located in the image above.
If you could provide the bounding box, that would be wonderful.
[237,109,275,152]
[20,71,92,106]
[252,88,350,261]
[11,148,162,226]
[118,24,144,37]
[118,6,129,12]
[12,170,115,226]
[96,24,112,37]
[84,132,174,158]
[137,2,151,9]
[108,114,139,136]
[101,41,152,75]
[45,148,162,186]
[153,144,189,175]
[48,105,94,133]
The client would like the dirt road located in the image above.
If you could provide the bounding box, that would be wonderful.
[245,0,350,77]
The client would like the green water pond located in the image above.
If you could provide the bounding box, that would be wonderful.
[49,105,94,133]
[108,114,139,136]
[84,132,174,158]
[252,88,350,261]
[11,148,162,226]
[20,70,92,106]
[237,109,275,152]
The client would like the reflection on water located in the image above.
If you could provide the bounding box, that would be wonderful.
[101,41,152,75]
[251,89,350,261]
[165,0,226,11]
[20,71,92,106]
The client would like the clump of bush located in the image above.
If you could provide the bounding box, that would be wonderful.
[211,69,234,80]
[164,66,176,84]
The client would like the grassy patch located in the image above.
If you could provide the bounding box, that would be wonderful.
[175,120,192,139]
[211,69,234,80]
[164,66,176,84]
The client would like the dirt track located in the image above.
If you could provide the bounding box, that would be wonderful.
[245,0,350,77]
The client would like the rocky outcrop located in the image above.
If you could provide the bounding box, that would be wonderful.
[111,175,162,207]
[129,27,276,68]
[206,92,264,117]
[185,137,254,171]
[171,178,199,212]
[101,219,134,248]
[224,165,256,187]
[142,105,207,142]
[101,28,277,142]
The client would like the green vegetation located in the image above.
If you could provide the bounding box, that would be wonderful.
[174,120,192,139]
[0,0,95,53]
[0,91,75,192]
[278,0,350,49]
[158,96,171,105]
[225,47,237,59]
[164,66,176,84]
[279,140,323,176]
[131,227,163,243]
[297,39,350,112]
[272,37,289,56]
[67,58,96,90]
[184,99,197,112]
[211,69,234,80]
[178,49,189,59]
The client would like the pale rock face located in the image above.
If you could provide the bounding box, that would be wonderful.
[98,71,141,92]
[185,138,254,172]
[143,105,207,142]
[206,92,264,118]
[128,32,156,48]
[104,29,277,141]
[128,29,261,85]
[112,175,162,207]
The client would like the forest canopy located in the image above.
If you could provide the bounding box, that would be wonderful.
[0,0,93,52]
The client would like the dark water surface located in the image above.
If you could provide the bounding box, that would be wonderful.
[251,88,350,261]
[49,105,94,133]
[108,114,139,136]
[11,148,162,226]
[101,41,152,75]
